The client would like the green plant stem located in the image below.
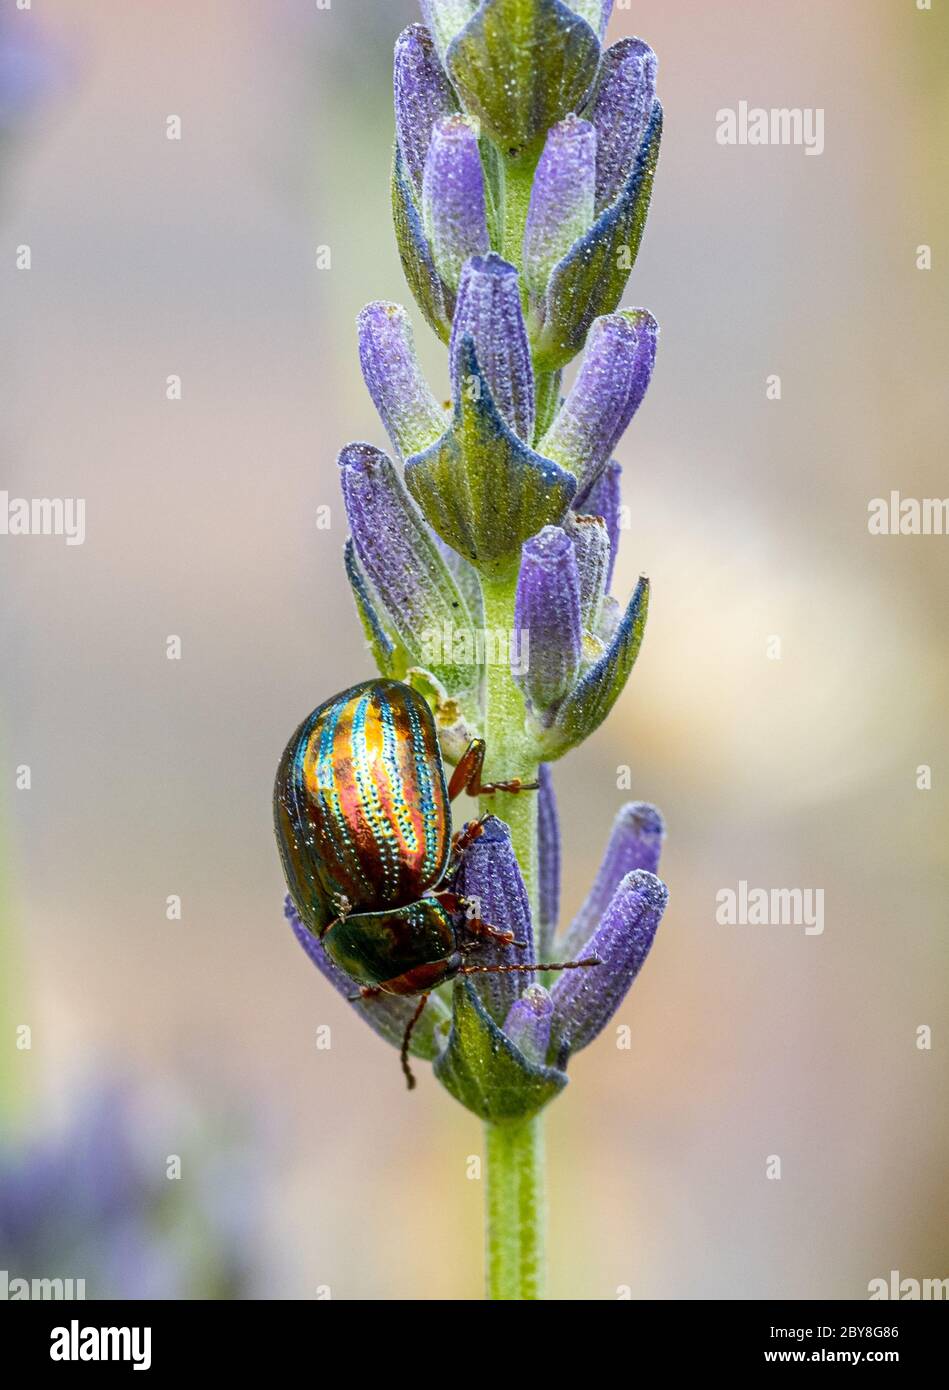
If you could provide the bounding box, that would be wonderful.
[533,368,562,442]
[484,1115,545,1299]
[478,572,545,1299]
[501,153,537,269]
[478,572,538,917]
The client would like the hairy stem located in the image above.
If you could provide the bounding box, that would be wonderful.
[478,572,538,917]
[501,153,537,270]
[479,572,545,1299]
[484,1115,545,1299]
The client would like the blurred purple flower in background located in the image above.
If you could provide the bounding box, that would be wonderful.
[0,6,65,133]
[0,1079,266,1299]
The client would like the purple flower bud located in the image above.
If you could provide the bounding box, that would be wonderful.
[514,526,582,720]
[285,898,450,1059]
[452,815,534,1024]
[394,24,459,198]
[580,459,622,590]
[585,38,658,211]
[523,115,597,301]
[344,538,410,681]
[419,1,479,62]
[338,442,473,692]
[562,802,665,961]
[450,253,535,443]
[423,115,491,291]
[503,985,554,1066]
[564,512,609,639]
[551,869,667,1056]
[543,574,648,757]
[540,309,658,505]
[358,302,447,459]
[537,763,560,958]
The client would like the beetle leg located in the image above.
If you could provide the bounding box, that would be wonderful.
[400,993,430,1091]
[451,815,488,857]
[348,984,383,1002]
[443,816,488,879]
[321,892,353,939]
[466,918,529,949]
[459,955,602,977]
[432,890,528,948]
[448,739,540,800]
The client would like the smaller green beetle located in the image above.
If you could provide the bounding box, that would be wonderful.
[274,679,598,1086]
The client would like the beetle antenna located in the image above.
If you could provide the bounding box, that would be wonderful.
[459,957,601,976]
[400,992,430,1091]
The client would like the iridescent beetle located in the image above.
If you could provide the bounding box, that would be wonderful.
[274,679,598,1086]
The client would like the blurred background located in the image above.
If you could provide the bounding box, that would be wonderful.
[1,0,947,1299]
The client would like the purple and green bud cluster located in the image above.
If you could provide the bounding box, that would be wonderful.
[287,797,667,1121]
[294,0,670,1122]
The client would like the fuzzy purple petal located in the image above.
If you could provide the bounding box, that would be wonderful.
[357,301,447,458]
[584,38,658,212]
[451,815,534,1024]
[580,458,622,590]
[503,984,554,1066]
[338,442,473,690]
[550,869,667,1056]
[423,115,491,291]
[540,309,658,505]
[523,114,597,300]
[514,525,582,719]
[394,24,458,197]
[562,801,665,960]
[450,253,535,443]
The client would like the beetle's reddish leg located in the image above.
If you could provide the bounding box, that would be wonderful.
[459,956,602,977]
[448,739,539,800]
[434,892,527,948]
[450,817,487,858]
[320,893,353,940]
[348,984,383,1002]
[400,993,429,1091]
[465,918,528,948]
[447,740,485,800]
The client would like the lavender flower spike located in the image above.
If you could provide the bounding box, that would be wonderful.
[358,302,447,459]
[562,801,665,961]
[450,253,535,444]
[523,115,597,302]
[514,526,582,722]
[423,115,491,291]
[394,24,459,199]
[550,869,668,1059]
[540,309,659,505]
